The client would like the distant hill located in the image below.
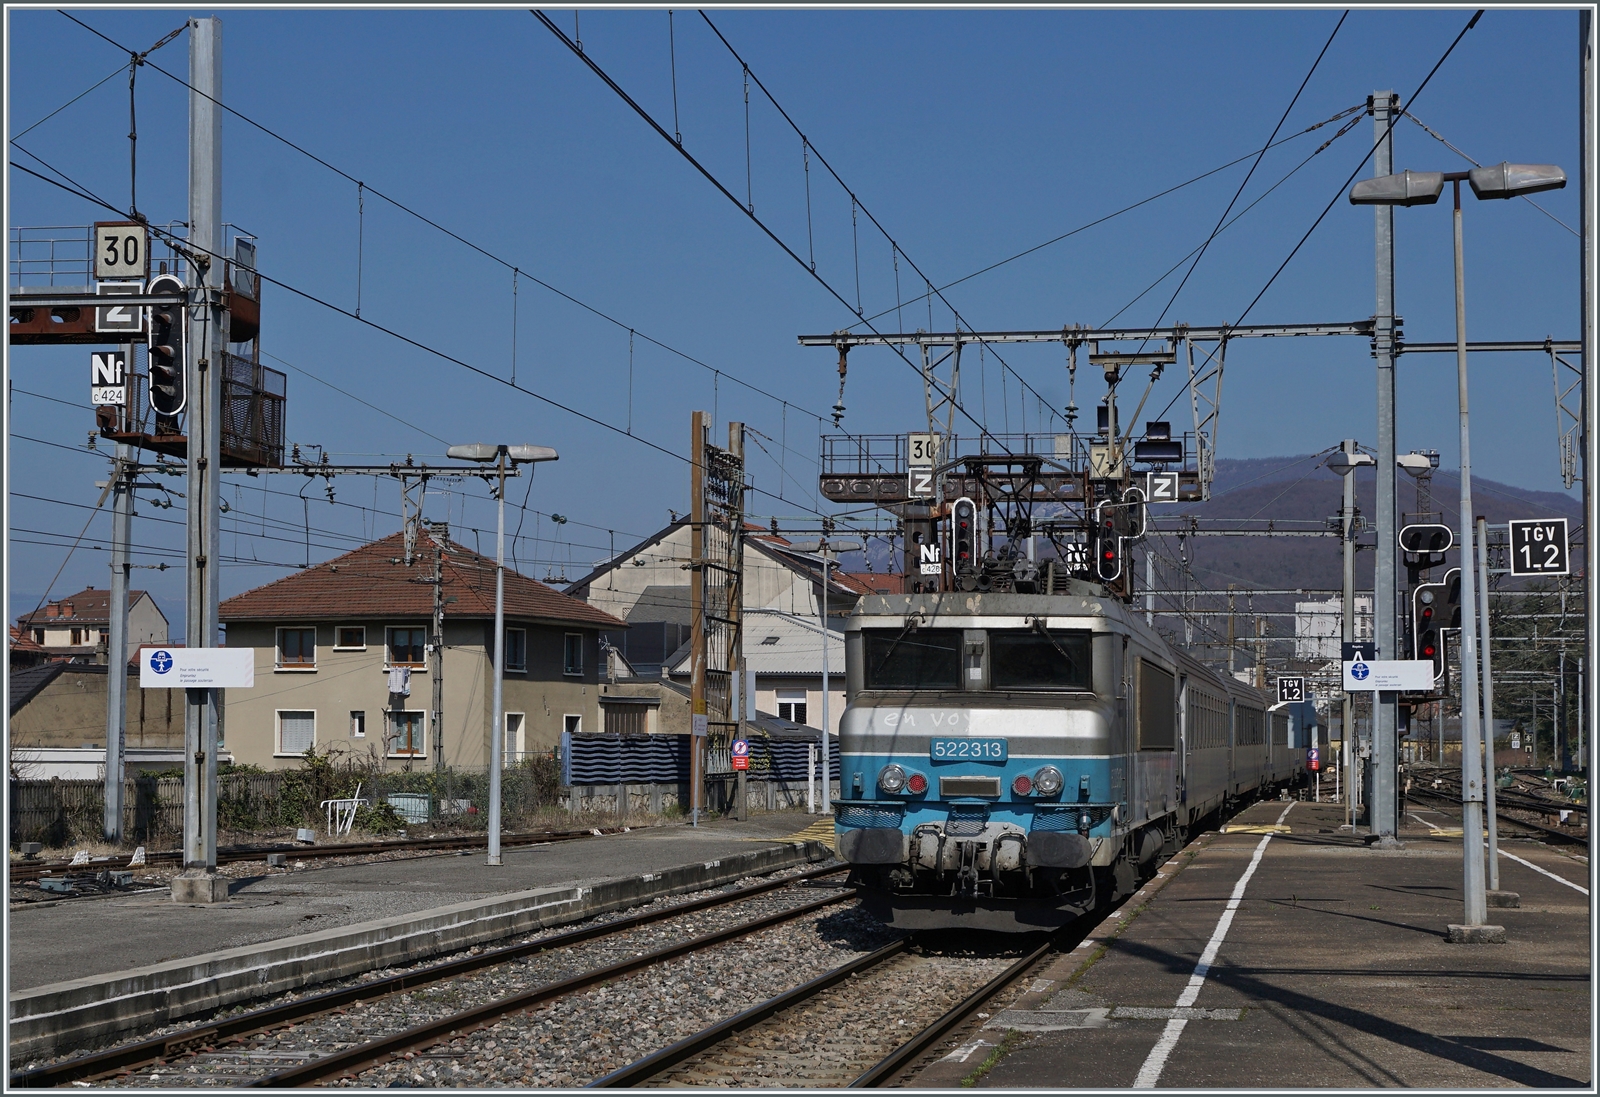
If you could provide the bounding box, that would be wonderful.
[1166,455,1581,593]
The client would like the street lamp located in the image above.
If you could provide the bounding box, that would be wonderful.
[787,538,862,814]
[1351,160,1565,941]
[448,443,559,866]
[1326,444,1374,832]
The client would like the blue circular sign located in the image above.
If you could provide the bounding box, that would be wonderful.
[731,739,750,756]
[150,649,174,674]
[1350,661,1370,681]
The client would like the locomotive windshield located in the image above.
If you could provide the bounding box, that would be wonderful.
[990,629,1093,691]
[863,628,963,689]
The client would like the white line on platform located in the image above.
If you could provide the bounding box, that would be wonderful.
[1498,849,1590,895]
[1131,800,1294,1089]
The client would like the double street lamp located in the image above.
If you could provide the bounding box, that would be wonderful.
[448,443,560,866]
[1351,160,1566,940]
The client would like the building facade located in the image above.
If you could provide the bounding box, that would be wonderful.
[566,521,875,737]
[219,532,624,771]
[15,587,168,663]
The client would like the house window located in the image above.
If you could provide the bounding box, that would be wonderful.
[335,626,367,650]
[563,633,584,676]
[277,627,317,669]
[70,628,84,646]
[31,629,43,645]
[564,714,582,736]
[277,710,316,755]
[504,713,525,762]
[388,711,426,757]
[777,688,807,726]
[504,628,527,673]
[387,626,427,668]
[350,710,366,738]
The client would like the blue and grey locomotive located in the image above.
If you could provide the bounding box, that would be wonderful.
[834,585,1306,931]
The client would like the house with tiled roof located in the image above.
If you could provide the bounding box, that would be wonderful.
[564,520,896,738]
[15,587,168,663]
[219,531,625,771]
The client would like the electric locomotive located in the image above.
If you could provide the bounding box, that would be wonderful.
[835,583,1305,931]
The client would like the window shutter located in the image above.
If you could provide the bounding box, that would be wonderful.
[281,711,315,754]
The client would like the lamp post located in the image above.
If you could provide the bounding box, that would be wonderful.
[1352,160,1566,941]
[448,444,559,866]
[788,538,861,814]
[1326,444,1375,832]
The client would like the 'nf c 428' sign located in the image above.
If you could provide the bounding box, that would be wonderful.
[1508,518,1569,577]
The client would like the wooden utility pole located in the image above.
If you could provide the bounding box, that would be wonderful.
[689,411,708,825]
[728,422,746,821]
[428,523,448,771]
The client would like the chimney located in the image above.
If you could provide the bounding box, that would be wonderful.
[45,604,59,618]
[60,602,74,617]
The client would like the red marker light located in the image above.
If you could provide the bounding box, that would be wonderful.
[907,773,927,794]
[1012,774,1033,796]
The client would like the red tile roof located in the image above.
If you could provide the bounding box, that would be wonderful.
[836,572,906,595]
[220,532,625,629]
[16,587,158,628]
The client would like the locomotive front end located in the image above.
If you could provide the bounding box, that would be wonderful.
[836,592,1124,931]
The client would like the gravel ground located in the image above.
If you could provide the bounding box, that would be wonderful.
[24,863,839,1086]
[341,901,901,1088]
[648,951,1014,1087]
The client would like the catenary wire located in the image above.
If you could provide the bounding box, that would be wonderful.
[7,154,832,520]
[51,10,831,435]
[700,9,1062,428]
[529,10,1013,457]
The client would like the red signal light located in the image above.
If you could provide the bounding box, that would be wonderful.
[907,773,927,794]
[1012,774,1033,796]
[1423,643,1436,657]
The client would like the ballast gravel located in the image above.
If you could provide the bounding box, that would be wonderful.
[35,864,838,1086]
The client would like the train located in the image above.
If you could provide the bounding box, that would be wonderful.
[833,586,1315,932]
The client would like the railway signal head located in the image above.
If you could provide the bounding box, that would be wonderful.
[952,497,976,574]
[147,274,186,421]
[1398,523,1452,557]
[1094,504,1122,582]
[1412,570,1458,683]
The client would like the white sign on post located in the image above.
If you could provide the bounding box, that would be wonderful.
[95,281,144,334]
[906,433,940,468]
[918,541,942,576]
[691,714,709,738]
[141,647,255,688]
[94,221,149,281]
[90,351,127,406]
[1147,471,1180,504]
[1341,659,1433,692]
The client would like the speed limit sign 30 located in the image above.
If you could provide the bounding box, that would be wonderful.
[94,222,149,282]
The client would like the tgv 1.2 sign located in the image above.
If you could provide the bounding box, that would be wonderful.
[1509,518,1569,577]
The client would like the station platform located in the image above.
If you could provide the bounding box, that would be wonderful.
[7,812,822,993]
[932,798,1592,1089]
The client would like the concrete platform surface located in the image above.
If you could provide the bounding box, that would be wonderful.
[7,812,817,992]
[934,799,1591,1089]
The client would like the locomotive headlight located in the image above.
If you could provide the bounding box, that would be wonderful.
[1033,766,1064,796]
[878,764,908,793]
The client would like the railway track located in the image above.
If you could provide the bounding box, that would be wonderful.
[591,932,1057,1088]
[1407,785,1588,846]
[10,864,851,1088]
[7,826,623,885]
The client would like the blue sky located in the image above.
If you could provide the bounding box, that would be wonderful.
[6,7,1585,633]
